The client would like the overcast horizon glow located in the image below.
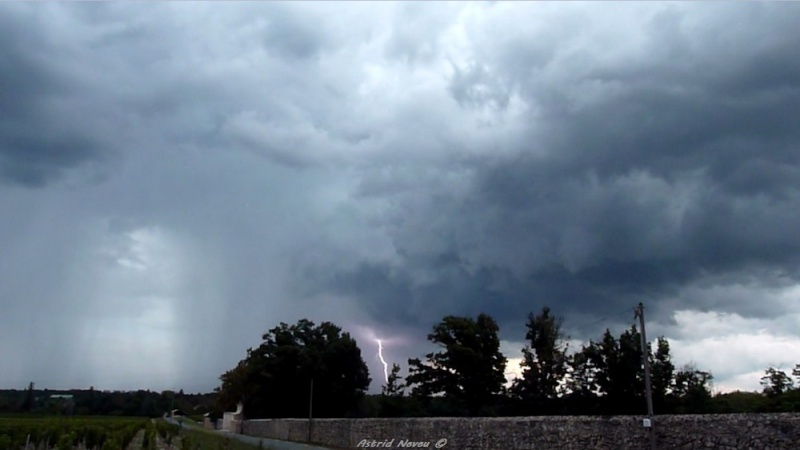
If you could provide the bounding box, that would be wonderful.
[2,2,800,396]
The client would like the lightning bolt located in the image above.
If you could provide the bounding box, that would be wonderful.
[375,339,389,383]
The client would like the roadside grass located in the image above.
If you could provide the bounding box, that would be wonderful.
[174,417,203,429]
[176,427,273,450]
[160,419,339,450]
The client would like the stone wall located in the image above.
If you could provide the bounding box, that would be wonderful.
[242,414,800,450]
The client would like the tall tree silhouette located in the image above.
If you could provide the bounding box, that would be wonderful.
[218,319,370,418]
[407,314,507,416]
[512,307,569,413]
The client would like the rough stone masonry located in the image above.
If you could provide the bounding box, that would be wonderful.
[241,413,800,450]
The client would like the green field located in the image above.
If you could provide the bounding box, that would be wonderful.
[0,417,277,450]
[0,416,165,450]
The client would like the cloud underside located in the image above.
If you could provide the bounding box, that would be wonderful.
[1,2,799,392]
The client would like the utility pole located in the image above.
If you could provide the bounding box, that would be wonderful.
[635,303,656,450]
[307,378,314,443]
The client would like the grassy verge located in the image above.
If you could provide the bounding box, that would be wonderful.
[174,417,203,429]
[176,427,270,450]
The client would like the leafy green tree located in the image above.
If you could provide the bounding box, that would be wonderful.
[379,364,406,417]
[564,345,601,412]
[650,337,675,409]
[406,313,507,416]
[711,390,768,413]
[382,363,405,397]
[217,319,371,418]
[511,307,569,413]
[576,326,661,414]
[672,364,713,413]
[761,367,794,397]
[562,329,677,415]
[594,327,644,412]
[217,361,250,412]
[88,386,97,414]
[21,382,34,413]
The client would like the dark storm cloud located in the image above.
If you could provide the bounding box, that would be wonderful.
[261,5,330,59]
[529,6,800,197]
[0,6,111,187]
[295,2,800,341]
[3,2,800,393]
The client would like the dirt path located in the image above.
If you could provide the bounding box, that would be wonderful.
[154,432,181,450]
[126,429,146,450]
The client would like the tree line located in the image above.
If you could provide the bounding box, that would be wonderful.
[215,308,800,418]
[0,385,215,418]
[5,309,794,419]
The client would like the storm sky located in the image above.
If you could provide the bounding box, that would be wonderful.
[2,2,800,395]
